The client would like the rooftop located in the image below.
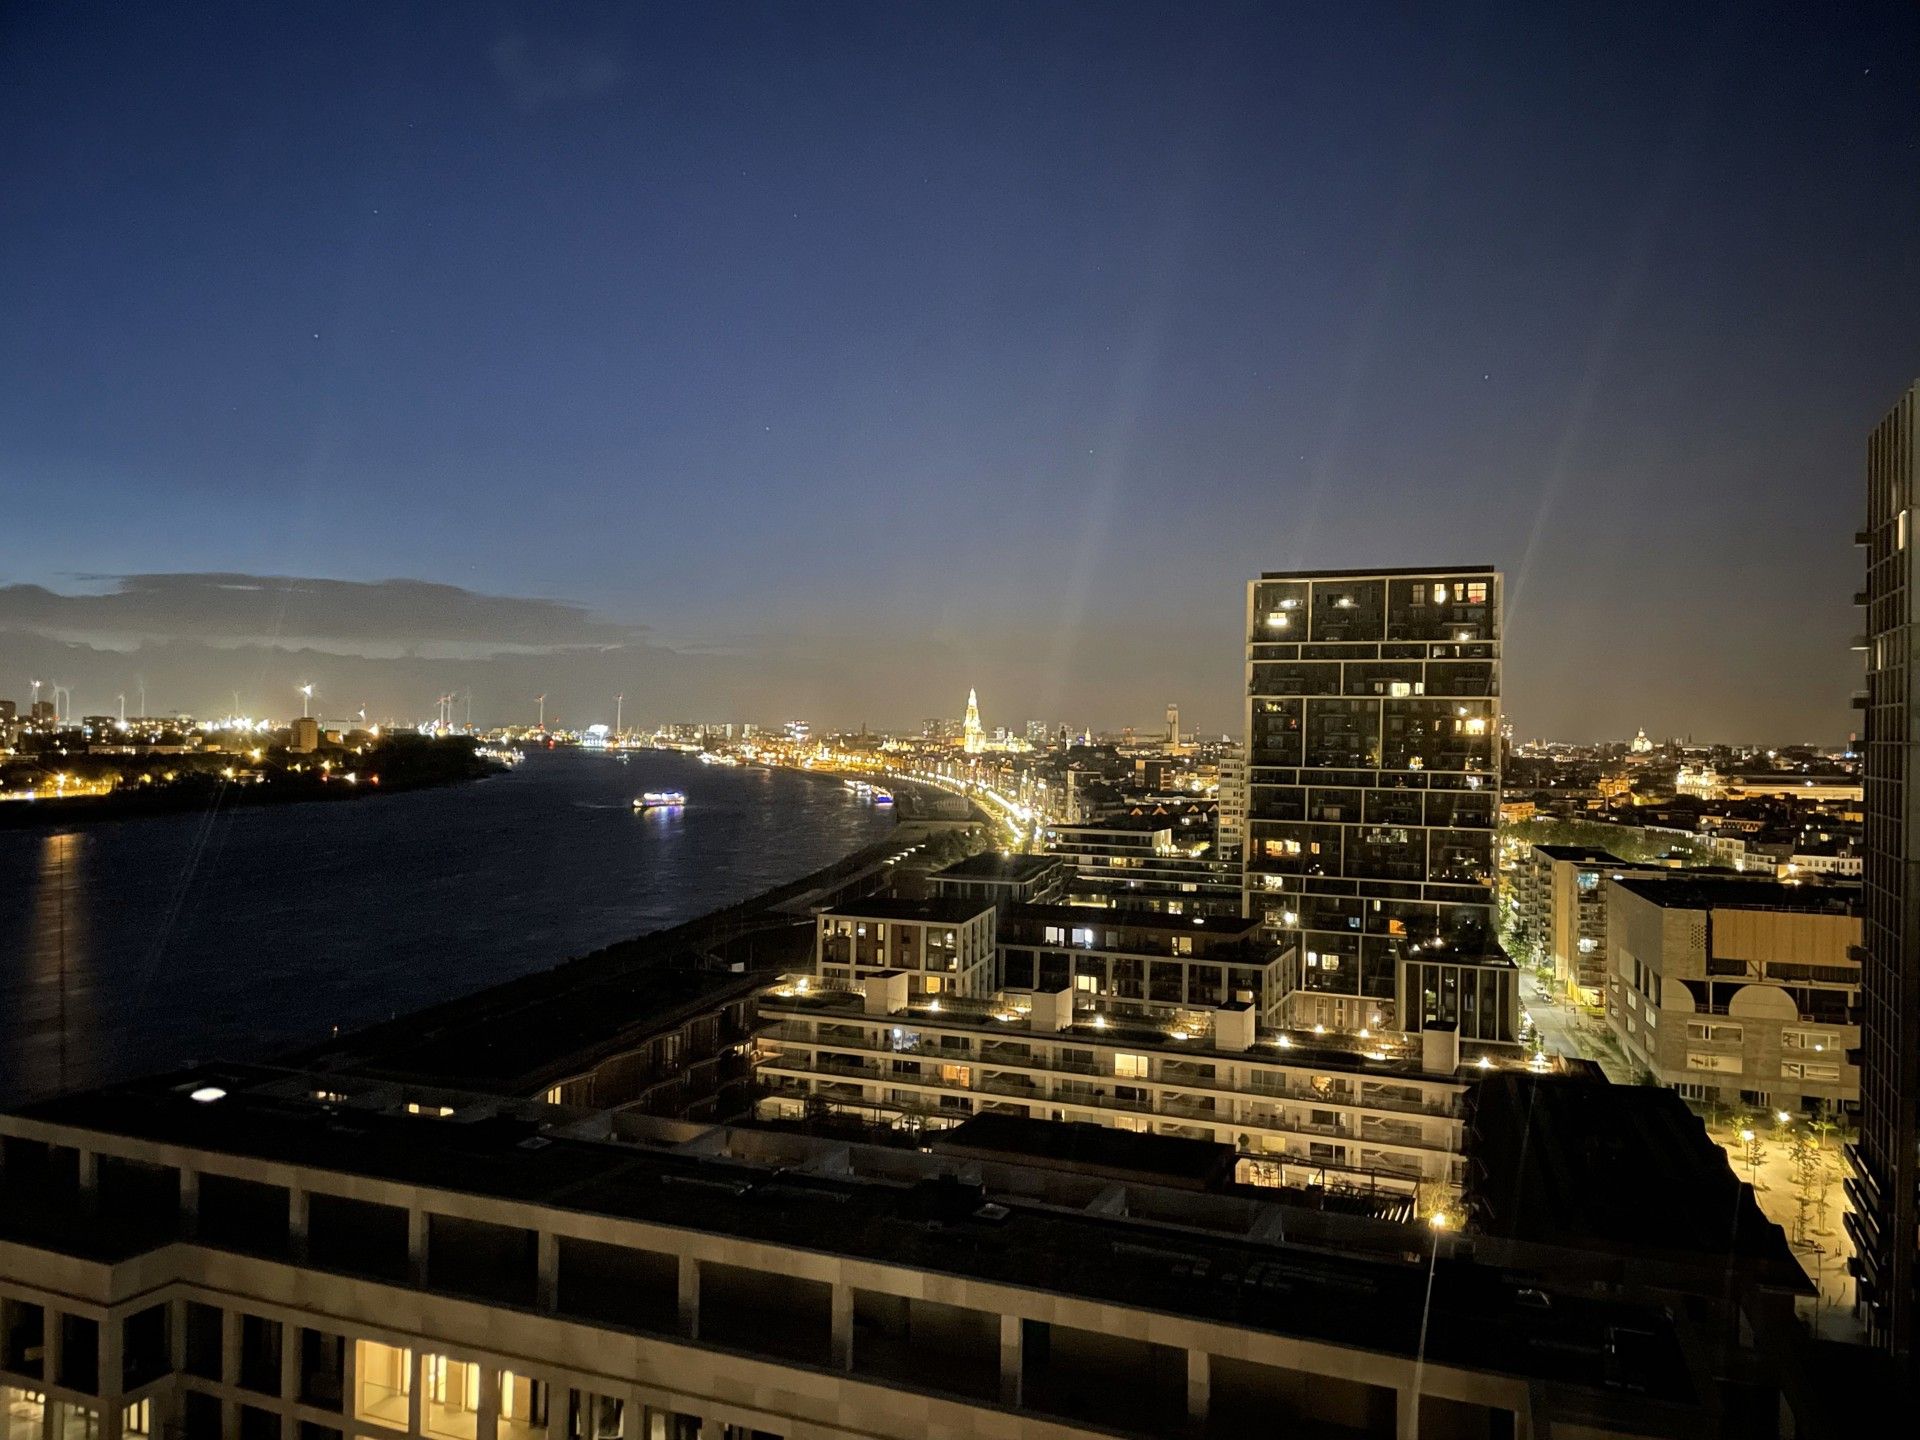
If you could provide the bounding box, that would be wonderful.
[1531,844,1632,864]
[4,1067,1693,1399]
[1002,903,1264,939]
[819,895,997,923]
[930,852,1072,882]
[296,961,762,1094]
[1256,565,1497,581]
[1609,875,1859,916]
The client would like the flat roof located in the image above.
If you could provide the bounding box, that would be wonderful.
[820,896,996,923]
[1256,566,1498,581]
[1609,875,1858,915]
[1531,844,1632,864]
[4,1068,1694,1399]
[931,1114,1231,1186]
[931,853,1072,881]
[298,963,763,1093]
[1003,903,1263,938]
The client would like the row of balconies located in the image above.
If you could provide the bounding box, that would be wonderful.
[761,1062,1457,1158]
[757,1039,1462,1141]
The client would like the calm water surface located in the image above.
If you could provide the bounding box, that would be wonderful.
[0,750,894,1102]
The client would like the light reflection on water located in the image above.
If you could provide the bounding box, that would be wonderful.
[0,751,892,1102]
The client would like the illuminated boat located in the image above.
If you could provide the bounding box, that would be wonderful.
[634,790,688,809]
[872,789,894,805]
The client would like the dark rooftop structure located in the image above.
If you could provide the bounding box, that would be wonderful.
[299,962,759,1096]
[1531,844,1633,864]
[929,852,1070,882]
[1465,1073,1811,1295]
[818,895,996,923]
[930,1114,1238,1192]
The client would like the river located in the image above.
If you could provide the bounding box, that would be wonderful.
[0,749,897,1103]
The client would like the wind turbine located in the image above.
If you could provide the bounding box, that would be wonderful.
[29,679,40,718]
[536,694,546,730]
[615,693,624,736]
[116,694,126,727]
[298,683,314,718]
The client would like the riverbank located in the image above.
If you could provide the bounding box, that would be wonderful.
[0,737,505,832]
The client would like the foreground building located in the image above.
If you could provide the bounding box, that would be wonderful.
[1854,377,1920,1365]
[1242,567,1515,1042]
[1604,876,1861,1113]
[0,1060,1859,1440]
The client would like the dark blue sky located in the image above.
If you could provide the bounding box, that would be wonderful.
[3,3,1916,738]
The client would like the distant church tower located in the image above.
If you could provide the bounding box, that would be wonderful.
[1166,702,1180,745]
[963,688,984,754]
[1630,727,1653,755]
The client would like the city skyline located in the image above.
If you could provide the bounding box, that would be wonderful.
[5,5,1918,741]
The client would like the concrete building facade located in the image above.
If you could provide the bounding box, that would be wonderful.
[1604,877,1861,1113]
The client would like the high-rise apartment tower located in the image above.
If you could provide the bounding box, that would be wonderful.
[1242,567,1514,1041]
[1852,379,1920,1365]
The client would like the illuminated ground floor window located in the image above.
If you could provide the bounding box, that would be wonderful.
[355,1340,412,1430]
[54,1402,98,1440]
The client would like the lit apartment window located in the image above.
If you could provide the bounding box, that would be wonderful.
[1781,1060,1841,1082]
[121,1401,150,1440]
[423,1355,481,1440]
[1684,1021,1743,1043]
[1684,1052,1742,1073]
[52,1405,95,1440]
[1781,1029,1833,1052]
[355,1341,412,1430]
[497,1375,547,1440]
[1465,582,1488,604]
[6,1389,46,1440]
[406,1103,456,1118]
[1114,1053,1150,1079]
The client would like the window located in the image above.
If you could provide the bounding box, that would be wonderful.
[122,1402,150,1440]
[1781,1060,1841,1082]
[1465,581,1489,604]
[355,1341,412,1430]
[1113,1053,1149,1079]
[1781,1029,1835,1053]
[1685,1021,1743,1043]
[497,1375,548,1440]
[423,1355,480,1440]
[5,1388,45,1440]
[1685,1052,1741,1073]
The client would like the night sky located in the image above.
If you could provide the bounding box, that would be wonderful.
[3,3,1916,740]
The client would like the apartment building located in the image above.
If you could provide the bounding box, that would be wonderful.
[0,1065,1841,1440]
[994,906,1287,1027]
[1604,876,1861,1113]
[1853,376,1920,1364]
[1516,846,1651,1004]
[758,970,1477,1199]
[813,898,996,1000]
[1041,815,1241,917]
[926,854,1073,910]
[1242,567,1512,1042]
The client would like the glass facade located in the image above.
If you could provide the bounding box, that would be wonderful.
[1244,569,1502,1033]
